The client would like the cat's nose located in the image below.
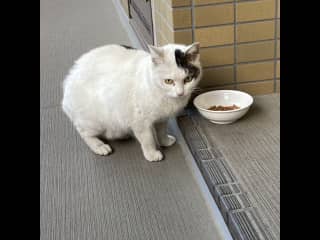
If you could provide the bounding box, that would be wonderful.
[176,87,184,97]
[177,92,184,97]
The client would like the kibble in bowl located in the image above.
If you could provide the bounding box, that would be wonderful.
[207,104,240,111]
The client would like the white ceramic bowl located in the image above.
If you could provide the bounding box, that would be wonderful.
[193,90,253,124]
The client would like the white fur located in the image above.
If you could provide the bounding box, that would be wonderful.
[62,43,202,161]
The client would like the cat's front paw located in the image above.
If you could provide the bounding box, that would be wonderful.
[92,144,113,156]
[159,134,176,147]
[144,150,164,162]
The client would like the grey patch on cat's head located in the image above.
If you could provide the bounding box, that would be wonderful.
[120,44,136,50]
[174,43,200,79]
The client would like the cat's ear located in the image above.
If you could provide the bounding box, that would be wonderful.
[185,42,200,62]
[148,45,164,65]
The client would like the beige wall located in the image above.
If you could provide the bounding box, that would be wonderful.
[119,0,280,95]
[158,0,280,95]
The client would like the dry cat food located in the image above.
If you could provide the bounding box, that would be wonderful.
[207,104,240,111]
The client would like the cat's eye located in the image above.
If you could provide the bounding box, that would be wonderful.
[184,76,193,83]
[164,79,174,85]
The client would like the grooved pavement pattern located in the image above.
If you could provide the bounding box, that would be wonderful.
[40,0,221,239]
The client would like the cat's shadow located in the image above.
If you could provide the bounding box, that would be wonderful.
[99,136,132,142]
[98,135,174,155]
[98,136,133,151]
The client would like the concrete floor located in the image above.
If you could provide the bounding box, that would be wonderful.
[40,0,225,239]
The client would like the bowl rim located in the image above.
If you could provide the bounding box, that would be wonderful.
[193,90,254,113]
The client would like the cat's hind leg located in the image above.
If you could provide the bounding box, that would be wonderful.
[75,125,112,156]
[155,121,176,147]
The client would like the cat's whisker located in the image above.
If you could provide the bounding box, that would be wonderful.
[191,87,202,93]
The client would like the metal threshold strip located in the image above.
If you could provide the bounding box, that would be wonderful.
[170,118,234,240]
[174,95,280,240]
[173,115,268,240]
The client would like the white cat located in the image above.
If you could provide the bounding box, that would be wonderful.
[62,42,202,161]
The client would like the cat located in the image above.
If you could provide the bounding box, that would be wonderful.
[62,42,202,162]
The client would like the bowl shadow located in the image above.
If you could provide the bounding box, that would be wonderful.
[237,102,261,122]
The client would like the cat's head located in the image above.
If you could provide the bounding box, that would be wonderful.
[148,42,202,98]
